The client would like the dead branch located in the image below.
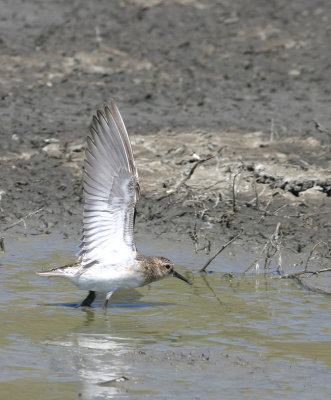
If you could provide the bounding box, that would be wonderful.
[257,198,272,223]
[199,233,241,272]
[287,211,330,218]
[231,172,240,212]
[188,223,199,253]
[247,237,331,295]
[197,238,211,254]
[258,200,287,224]
[313,119,331,137]
[188,223,211,254]
[161,211,187,221]
[246,181,264,209]
[304,241,323,271]
[244,222,282,273]
[3,207,44,232]
[281,265,331,296]
[264,222,281,270]
[282,266,331,279]
[280,241,329,279]
[157,149,222,201]
[180,155,215,186]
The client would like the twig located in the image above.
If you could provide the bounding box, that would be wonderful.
[199,233,241,272]
[263,222,281,270]
[181,155,215,186]
[257,198,272,223]
[272,204,288,215]
[304,242,322,271]
[202,179,223,191]
[197,238,211,254]
[157,153,217,201]
[161,211,187,221]
[188,223,199,253]
[282,267,331,279]
[3,207,44,232]
[232,172,240,212]
[313,119,331,137]
[287,211,330,218]
[246,181,263,209]
[281,266,331,296]
[244,223,281,273]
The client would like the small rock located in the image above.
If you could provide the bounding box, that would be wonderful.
[42,143,62,158]
[68,143,84,153]
[288,69,301,78]
[43,138,59,144]
[299,186,326,198]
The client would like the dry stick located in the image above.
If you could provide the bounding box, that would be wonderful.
[282,267,331,279]
[313,119,331,137]
[281,266,331,296]
[257,198,272,224]
[304,241,323,271]
[189,222,199,253]
[246,182,267,208]
[281,241,328,279]
[253,181,260,210]
[244,242,267,273]
[0,237,4,252]
[197,238,211,254]
[259,238,331,295]
[287,211,330,218]
[3,207,44,232]
[264,222,281,270]
[244,222,281,273]
[180,155,216,187]
[231,172,240,212]
[199,233,241,272]
[272,204,288,216]
[157,153,217,201]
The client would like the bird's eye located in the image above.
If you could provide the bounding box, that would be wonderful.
[165,264,172,270]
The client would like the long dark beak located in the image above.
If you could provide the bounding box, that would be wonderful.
[173,270,192,285]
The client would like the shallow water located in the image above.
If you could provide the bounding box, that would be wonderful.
[0,234,330,399]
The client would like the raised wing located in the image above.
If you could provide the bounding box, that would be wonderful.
[79,100,140,266]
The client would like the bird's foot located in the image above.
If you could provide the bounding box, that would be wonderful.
[80,291,96,307]
[104,291,114,308]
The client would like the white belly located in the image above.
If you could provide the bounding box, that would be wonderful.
[69,264,145,293]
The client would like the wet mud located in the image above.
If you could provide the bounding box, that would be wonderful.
[0,0,330,266]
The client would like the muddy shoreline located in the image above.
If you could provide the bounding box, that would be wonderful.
[0,0,330,267]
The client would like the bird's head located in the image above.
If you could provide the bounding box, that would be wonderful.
[154,256,192,285]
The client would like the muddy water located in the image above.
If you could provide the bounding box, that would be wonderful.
[0,235,330,400]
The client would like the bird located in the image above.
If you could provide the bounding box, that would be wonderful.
[38,100,191,307]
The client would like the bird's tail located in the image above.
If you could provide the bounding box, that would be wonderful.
[37,261,81,277]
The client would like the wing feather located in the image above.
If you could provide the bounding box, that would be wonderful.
[80,101,139,267]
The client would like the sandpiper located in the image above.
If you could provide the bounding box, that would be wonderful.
[38,100,191,307]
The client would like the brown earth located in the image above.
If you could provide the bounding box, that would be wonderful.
[0,0,330,267]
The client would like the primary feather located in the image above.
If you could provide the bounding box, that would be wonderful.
[79,100,140,267]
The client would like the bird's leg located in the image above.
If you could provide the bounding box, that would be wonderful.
[104,291,114,308]
[80,291,96,307]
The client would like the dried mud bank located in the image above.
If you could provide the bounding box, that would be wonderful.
[1,126,330,271]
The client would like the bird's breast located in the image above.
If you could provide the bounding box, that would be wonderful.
[70,263,145,292]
